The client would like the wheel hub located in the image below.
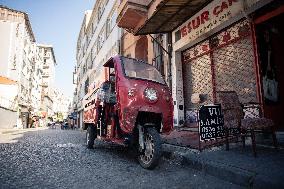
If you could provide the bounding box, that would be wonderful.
[140,133,154,164]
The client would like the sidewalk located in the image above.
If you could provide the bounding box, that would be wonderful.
[162,130,284,189]
[0,127,48,134]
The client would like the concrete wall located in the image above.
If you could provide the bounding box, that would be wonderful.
[0,107,17,129]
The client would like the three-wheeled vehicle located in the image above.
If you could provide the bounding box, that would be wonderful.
[83,56,173,169]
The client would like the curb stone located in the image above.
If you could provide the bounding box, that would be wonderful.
[162,143,256,188]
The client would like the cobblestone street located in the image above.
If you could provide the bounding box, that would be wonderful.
[0,128,242,189]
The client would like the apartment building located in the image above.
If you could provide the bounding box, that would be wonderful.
[74,0,122,128]
[0,5,36,128]
[37,44,57,119]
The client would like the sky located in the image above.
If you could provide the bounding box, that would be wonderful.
[0,0,95,97]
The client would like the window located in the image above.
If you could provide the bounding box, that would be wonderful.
[8,13,12,20]
[0,13,5,19]
[97,26,106,50]
[106,18,111,38]
[12,55,16,69]
[110,11,116,29]
[87,54,92,69]
[84,78,89,95]
[44,59,47,63]
[122,57,165,85]
[16,24,19,37]
[153,34,164,75]
[22,60,26,69]
[98,6,102,21]
[101,26,106,44]
[175,30,181,42]
[92,19,97,33]
[97,38,100,53]
[83,61,87,74]
[92,43,97,60]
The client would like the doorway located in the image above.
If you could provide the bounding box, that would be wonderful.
[255,11,284,130]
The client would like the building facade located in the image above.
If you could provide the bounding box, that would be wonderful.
[37,44,57,119]
[0,6,59,128]
[74,10,92,129]
[53,88,71,121]
[0,5,36,128]
[74,0,122,128]
[117,0,284,130]
[30,44,43,114]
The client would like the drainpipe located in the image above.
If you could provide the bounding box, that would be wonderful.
[167,32,172,91]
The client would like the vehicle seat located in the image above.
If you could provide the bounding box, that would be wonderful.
[99,81,116,104]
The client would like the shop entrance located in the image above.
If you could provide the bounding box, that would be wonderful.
[255,11,284,130]
[182,19,258,127]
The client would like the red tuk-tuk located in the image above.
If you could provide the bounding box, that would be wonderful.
[83,56,173,169]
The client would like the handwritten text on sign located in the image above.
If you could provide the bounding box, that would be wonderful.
[199,104,225,141]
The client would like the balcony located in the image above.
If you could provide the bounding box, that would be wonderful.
[117,0,151,32]
[42,72,49,77]
[117,0,212,35]
[41,82,48,87]
[43,64,49,69]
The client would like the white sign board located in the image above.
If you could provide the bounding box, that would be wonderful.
[173,0,243,51]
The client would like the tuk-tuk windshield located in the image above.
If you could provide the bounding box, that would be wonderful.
[122,57,166,85]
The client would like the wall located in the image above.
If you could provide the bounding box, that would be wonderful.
[0,108,17,129]
[0,21,11,76]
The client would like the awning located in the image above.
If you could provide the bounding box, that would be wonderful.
[135,0,212,35]
[0,76,17,85]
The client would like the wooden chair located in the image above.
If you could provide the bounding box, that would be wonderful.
[216,91,278,157]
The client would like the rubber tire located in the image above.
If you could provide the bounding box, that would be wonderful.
[86,125,96,149]
[138,127,162,170]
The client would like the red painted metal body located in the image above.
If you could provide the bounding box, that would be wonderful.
[113,56,173,134]
[83,55,173,144]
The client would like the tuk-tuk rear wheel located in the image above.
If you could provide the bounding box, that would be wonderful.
[138,127,162,169]
[86,125,96,149]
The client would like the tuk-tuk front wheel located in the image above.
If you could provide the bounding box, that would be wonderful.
[138,127,162,169]
[86,125,96,149]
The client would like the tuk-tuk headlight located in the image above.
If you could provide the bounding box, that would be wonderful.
[144,88,158,102]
